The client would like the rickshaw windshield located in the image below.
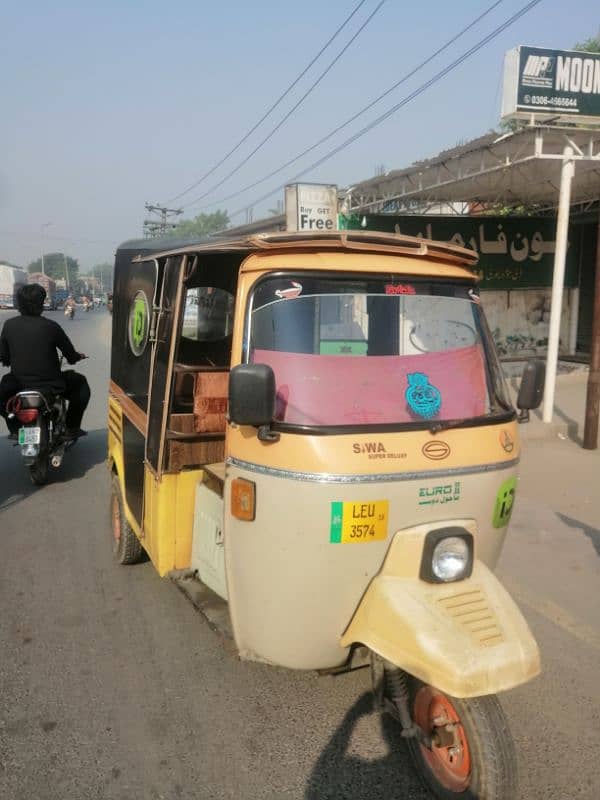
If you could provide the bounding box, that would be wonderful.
[247,274,513,430]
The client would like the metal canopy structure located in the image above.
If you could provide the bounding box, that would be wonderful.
[344,126,600,213]
[343,125,600,441]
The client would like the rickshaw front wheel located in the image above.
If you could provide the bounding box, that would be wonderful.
[110,475,144,565]
[406,680,518,800]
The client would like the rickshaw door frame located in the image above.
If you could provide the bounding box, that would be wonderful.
[145,254,187,477]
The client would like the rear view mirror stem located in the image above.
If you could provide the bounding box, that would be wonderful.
[257,424,280,443]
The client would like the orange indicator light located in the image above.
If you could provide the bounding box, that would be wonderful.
[231,478,256,521]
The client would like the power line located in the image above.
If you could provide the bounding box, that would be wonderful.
[165,0,372,204]
[184,0,507,214]
[228,0,544,222]
[178,0,386,210]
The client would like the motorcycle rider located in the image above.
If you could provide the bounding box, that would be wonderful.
[64,294,76,318]
[0,284,90,440]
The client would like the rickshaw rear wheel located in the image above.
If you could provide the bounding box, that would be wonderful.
[405,679,518,800]
[110,475,144,565]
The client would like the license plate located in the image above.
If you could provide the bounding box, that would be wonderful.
[19,427,41,446]
[330,500,389,544]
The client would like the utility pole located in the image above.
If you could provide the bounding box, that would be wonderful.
[62,252,70,290]
[583,206,600,449]
[40,221,52,275]
[143,203,183,238]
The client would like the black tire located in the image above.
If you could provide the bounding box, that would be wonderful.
[29,457,49,486]
[110,474,144,565]
[29,421,49,486]
[401,677,518,800]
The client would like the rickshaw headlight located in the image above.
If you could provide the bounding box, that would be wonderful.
[432,537,470,581]
[420,529,474,583]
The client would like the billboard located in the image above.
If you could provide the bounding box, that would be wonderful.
[285,183,338,232]
[338,214,580,290]
[502,46,600,123]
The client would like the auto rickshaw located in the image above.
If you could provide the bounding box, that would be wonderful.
[108,230,544,799]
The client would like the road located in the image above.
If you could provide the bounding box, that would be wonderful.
[1,309,599,800]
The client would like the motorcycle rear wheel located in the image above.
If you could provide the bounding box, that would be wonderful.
[29,457,49,486]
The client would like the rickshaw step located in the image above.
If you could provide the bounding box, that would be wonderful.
[169,571,233,640]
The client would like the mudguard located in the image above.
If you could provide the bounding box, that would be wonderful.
[340,526,540,698]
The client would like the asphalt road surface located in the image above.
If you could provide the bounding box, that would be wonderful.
[1,308,599,800]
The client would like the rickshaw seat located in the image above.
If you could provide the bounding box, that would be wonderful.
[193,371,229,433]
[173,372,195,410]
[172,364,229,416]
[166,366,229,471]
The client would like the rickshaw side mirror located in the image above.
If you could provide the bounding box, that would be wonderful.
[229,364,278,440]
[516,360,545,423]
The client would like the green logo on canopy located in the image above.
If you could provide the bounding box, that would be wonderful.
[128,291,150,356]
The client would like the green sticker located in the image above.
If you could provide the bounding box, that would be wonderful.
[330,502,343,543]
[132,298,146,348]
[493,477,517,528]
[128,290,150,356]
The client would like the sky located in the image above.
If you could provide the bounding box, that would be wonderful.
[1,0,598,272]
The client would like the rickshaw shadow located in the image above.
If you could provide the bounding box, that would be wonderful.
[0,428,107,511]
[305,692,428,800]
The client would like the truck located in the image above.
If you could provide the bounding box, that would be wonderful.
[0,264,28,308]
[28,272,57,309]
[54,288,70,308]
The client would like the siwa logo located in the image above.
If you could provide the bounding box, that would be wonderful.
[422,440,451,460]
[353,442,387,454]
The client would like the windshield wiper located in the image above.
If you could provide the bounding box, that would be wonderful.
[428,409,514,434]
[428,418,470,434]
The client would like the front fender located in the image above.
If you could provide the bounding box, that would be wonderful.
[340,528,540,698]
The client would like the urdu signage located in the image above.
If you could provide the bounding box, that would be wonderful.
[502,46,600,122]
[285,183,338,232]
[338,214,579,290]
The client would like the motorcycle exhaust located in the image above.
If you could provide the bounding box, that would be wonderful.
[51,446,65,468]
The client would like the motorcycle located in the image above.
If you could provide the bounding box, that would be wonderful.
[7,389,75,485]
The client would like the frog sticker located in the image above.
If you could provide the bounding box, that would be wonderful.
[405,372,442,420]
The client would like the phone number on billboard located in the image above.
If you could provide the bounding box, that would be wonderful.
[524,95,578,108]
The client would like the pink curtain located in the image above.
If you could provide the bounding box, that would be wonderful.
[252,346,487,425]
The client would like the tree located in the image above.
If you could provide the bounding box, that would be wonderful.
[27,252,79,285]
[167,210,229,239]
[90,262,114,292]
[573,36,600,53]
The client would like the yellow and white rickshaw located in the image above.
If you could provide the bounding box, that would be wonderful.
[108,230,544,799]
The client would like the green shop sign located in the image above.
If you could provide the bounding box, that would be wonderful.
[339,214,579,290]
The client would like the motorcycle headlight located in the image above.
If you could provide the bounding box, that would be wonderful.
[420,528,474,583]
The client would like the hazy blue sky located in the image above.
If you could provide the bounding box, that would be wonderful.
[1,0,598,271]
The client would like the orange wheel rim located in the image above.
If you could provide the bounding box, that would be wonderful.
[111,495,121,547]
[413,686,471,792]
